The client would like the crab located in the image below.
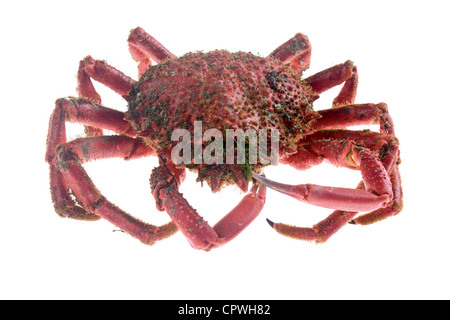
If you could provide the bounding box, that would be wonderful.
[46,27,402,250]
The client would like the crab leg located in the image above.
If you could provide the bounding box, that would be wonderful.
[212,182,266,248]
[150,162,266,251]
[46,98,137,220]
[77,56,136,136]
[253,174,390,212]
[269,33,312,72]
[51,135,151,220]
[351,164,403,225]
[46,98,136,146]
[264,130,401,242]
[298,98,399,173]
[332,66,358,107]
[299,130,399,167]
[266,181,368,242]
[268,164,403,242]
[254,143,393,211]
[267,210,359,243]
[128,27,177,75]
[52,136,178,243]
[282,130,400,185]
[305,60,359,109]
[272,36,358,104]
[279,104,396,171]
[305,60,355,94]
[280,146,324,170]
[312,103,395,134]
[78,56,135,100]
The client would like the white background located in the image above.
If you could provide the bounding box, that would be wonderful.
[1,0,449,300]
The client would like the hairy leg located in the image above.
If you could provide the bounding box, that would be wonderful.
[46,98,137,220]
[269,33,312,73]
[305,60,355,95]
[311,103,394,134]
[128,27,176,75]
[77,55,135,136]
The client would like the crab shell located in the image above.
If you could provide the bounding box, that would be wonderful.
[126,50,320,191]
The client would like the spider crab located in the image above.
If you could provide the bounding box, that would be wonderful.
[46,27,402,250]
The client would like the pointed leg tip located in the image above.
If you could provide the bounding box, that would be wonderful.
[266,218,275,228]
[348,220,356,225]
[251,171,271,186]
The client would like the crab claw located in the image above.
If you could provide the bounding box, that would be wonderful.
[251,172,390,212]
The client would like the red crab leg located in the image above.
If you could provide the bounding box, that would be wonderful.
[46,98,136,146]
[267,180,367,243]
[281,119,390,171]
[266,179,364,242]
[351,164,403,225]
[313,103,389,130]
[77,56,135,136]
[298,130,401,181]
[128,27,177,75]
[269,33,312,72]
[268,165,403,242]
[48,136,151,221]
[253,144,393,212]
[150,162,266,251]
[300,130,399,157]
[332,66,358,107]
[46,98,137,219]
[267,210,359,243]
[77,58,103,137]
[308,131,401,222]
[312,103,396,135]
[280,146,324,170]
[78,56,135,100]
[77,59,102,105]
[254,174,389,212]
[304,60,355,94]
[283,131,400,180]
[266,133,401,242]
[212,182,266,248]
[283,104,399,173]
[52,136,178,243]
[305,60,358,108]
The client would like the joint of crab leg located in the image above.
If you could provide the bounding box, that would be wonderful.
[252,172,390,212]
[267,209,359,243]
[351,145,393,199]
[80,56,135,99]
[269,33,312,72]
[332,66,358,108]
[211,181,266,248]
[305,60,354,94]
[128,27,176,64]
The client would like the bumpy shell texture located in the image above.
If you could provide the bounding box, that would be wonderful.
[126,50,319,190]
